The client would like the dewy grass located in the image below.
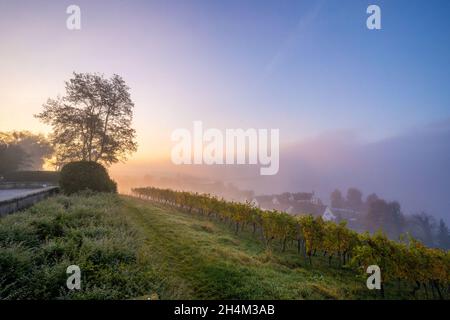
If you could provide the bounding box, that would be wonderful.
[0,194,164,300]
[0,193,424,300]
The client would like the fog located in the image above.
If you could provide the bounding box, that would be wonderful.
[111,119,450,223]
[275,120,450,223]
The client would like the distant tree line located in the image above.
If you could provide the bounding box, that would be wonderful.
[0,131,53,176]
[330,188,450,250]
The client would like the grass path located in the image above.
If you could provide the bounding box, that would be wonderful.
[121,196,370,300]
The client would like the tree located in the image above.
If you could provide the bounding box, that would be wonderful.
[437,219,450,249]
[0,142,28,175]
[0,131,53,170]
[385,201,405,239]
[365,199,405,239]
[35,72,137,168]
[365,199,387,233]
[330,189,345,208]
[365,193,379,210]
[410,212,435,247]
[346,187,363,211]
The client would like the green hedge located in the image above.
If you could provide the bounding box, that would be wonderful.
[60,161,117,195]
[2,171,60,184]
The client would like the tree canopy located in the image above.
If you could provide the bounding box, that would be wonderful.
[0,142,27,175]
[0,131,53,170]
[35,72,137,168]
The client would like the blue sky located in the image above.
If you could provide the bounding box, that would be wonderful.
[0,0,449,155]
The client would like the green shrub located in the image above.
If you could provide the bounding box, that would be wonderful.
[31,217,66,240]
[59,161,117,195]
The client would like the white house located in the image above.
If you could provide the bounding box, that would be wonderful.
[322,206,337,222]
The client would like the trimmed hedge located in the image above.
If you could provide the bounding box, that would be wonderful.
[60,161,117,195]
[2,171,60,184]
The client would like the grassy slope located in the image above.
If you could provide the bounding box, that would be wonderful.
[122,196,378,299]
[0,194,392,300]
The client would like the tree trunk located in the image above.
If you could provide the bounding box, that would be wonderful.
[433,280,443,300]
[411,281,421,297]
[423,282,429,299]
[430,281,436,299]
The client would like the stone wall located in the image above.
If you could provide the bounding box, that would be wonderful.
[0,187,59,217]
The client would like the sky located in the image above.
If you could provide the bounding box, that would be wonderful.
[1,0,450,157]
[1,1,450,217]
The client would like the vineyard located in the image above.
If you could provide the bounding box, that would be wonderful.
[132,187,450,299]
